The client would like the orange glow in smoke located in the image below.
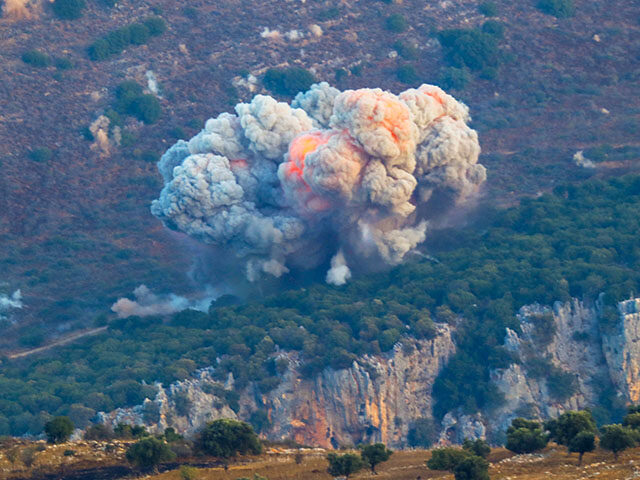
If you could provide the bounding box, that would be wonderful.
[419,85,445,106]
[286,132,330,181]
[230,159,248,170]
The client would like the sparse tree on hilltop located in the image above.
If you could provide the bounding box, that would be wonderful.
[327,452,364,479]
[126,436,175,472]
[44,416,74,444]
[569,431,595,465]
[599,424,637,460]
[361,443,393,474]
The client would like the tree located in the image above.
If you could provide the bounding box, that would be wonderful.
[196,419,261,462]
[326,452,364,479]
[44,416,74,444]
[361,443,393,474]
[263,67,316,97]
[51,0,85,19]
[462,439,491,458]
[536,0,574,18]
[408,417,438,447]
[427,448,470,471]
[569,431,595,465]
[505,418,548,454]
[453,455,490,480]
[622,412,640,429]
[126,436,176,472]
[545,410,597,450]
[599,424,636,460]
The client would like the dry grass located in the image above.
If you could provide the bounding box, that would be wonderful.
[151,446,640,480]
[4,442,640,480]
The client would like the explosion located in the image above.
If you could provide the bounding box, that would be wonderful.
[152,83,485,284]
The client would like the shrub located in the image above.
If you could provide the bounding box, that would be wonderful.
[128,23,151,45]
[385,14,408,33]
[396,65,419,84]
[482,20,505,39]
[537,0,575,18]
[478,1,498,16]
[453,455,490,480]
[546,368,578,401]
[196,419,262,459]
[393,40,418,60]
[408,417,438,447]
[51,0,85,20]
[126,436,176,471]
[427,448,470,470]
[44,416,74,443]
[505,418,548,453]
[462,439,490,458]
[143,17,167,36]
[22,50,50,68]
[29,147,53,163]
[438,29,499,71]
[84,423,114,440]
[179,465,199,480]
[54,57,73,70]
[438,67,470,90]
[129,95,161,123]
[263,67,316,96]
[326,452,364,479]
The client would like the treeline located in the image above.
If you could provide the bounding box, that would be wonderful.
[1,175,639,436]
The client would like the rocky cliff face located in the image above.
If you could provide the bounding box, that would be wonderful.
[101,298,640,447]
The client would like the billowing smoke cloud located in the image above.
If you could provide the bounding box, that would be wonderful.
[1,0,37,19]
[152,83,485,283]
[0,289,23,322]
[111,285,217,319]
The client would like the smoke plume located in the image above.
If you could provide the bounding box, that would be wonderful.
[111,285,217,319]
[2,0,36,19]
[152,83,485,283]
[0,289,23,322]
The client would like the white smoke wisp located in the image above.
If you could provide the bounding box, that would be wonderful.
[111,285,217,319]
[152,83,486,285]
[326,250,351,286]
[0,289,23,322]
[2,0,35,20]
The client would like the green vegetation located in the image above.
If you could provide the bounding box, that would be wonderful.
[546,410,597,464]
[478,1,498,16]
[393,40,419,60]
[599,424,636,460]
[462,439,490,458]
[360,443,393,474]
[427,446,489,480]
[437,24,503,74]
[0,176,639,436]
[396,64,419,84]
[88,17,166,61]
[51,0,85,20]
[408,417,438,447]
[28,147,53,163]
[126,436,175,471]
[505,418,548,453]
[196,419,261,461]
[569,431,596,465]
[263,67,316,97]
[21,50,50,68]
[537,0,575,18]
[385,14,408,33]
[44,416,74,443]
[438,67,470,90]
[326,452,364,479]
[114,81,161,124]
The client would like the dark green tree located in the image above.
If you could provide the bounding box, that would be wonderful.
[408,417,438,447]
[196,419,261,462]
[453,455,490,480]
[427,448,470,471]
[360,443,393,474]
[505,418,548,454]
[545,410,597,450]
[599,424,636,460]
[462,439,491,458]
[44,416,74,444]
[326,452,364,479]
[51,0,85,19]
[569,431,596,465]
[126,436,176,472]
[622,412,640,429]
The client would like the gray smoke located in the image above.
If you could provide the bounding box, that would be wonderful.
[152,83,485,284]
[111,285,217,319]
[0,289,23,322]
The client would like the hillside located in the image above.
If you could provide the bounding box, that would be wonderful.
[3,441,640,480]
[0,0,639,346]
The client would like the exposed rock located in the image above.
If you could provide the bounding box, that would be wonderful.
[602,298,640,403]
[100,298,640,448]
